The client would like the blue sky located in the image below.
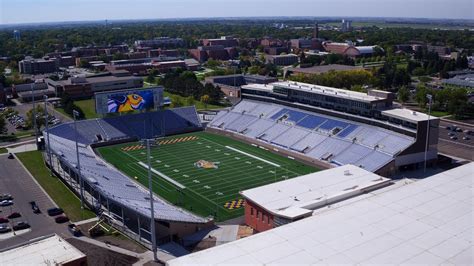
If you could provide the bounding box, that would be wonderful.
[0,0,472,24]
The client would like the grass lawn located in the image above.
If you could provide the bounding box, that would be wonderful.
[0,147,7,154]
[16,150,95,222]
[429,110,450,117]
[97,131,318,221]
[57,99,98,119]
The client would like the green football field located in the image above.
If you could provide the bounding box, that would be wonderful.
[97,131,318,221]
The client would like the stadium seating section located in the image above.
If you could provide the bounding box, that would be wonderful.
[45,107,207,223]
[209,100,415,172]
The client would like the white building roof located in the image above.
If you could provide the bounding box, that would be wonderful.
[269,81,382,102]
[382,108,437,123]
[0,234,86,265]
[241,164,391,219]
[168,162,474,265]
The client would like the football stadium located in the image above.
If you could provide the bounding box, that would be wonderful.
[40,82,441,248]
[96,131,316,221]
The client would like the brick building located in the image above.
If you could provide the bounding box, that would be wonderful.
[19,57,57,74]
[265,54,298,66]
[188,46,238,62]
[202,36,238,48]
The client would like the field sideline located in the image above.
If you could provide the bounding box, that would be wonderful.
[97,131,318,221]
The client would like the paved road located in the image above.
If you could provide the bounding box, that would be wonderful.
[438,120,474,161]
[0,154,69,249]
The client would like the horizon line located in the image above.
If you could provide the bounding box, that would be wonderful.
[1,15,474,27]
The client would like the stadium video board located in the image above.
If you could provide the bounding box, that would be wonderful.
[95,87,163,114]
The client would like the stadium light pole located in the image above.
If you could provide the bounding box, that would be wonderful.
[31,83,38,146]
[73,110,84,210]
[43,95,53,176]
[145,139,158,262]
[423,94,432,173]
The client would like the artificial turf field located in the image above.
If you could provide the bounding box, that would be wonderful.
[97,131,318,221]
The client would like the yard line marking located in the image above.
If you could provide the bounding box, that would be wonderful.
[225,146,281,167]
[137,161,186,189]
[156,160,161,163]
[257,166,263,169]
[183,174,189,178]
[173,169,180,172]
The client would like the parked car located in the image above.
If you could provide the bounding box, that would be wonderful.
[448,132,455,136]
[55,215,69,223]
[463,136,470,140]
[0,223,11,234]
[68,224,82,236]
[0,200,13,207]
[13,221,30,230]
[7,212,21,219]
[7,153,14,159]
[0,194,13,201]
[29,201,40,214]
[0,217,8,223]
[450,136,458,140]
[47,207,63,216]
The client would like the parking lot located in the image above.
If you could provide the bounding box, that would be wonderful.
[0,153,69,249]
[0,103,64,137]
[438,120,474,161]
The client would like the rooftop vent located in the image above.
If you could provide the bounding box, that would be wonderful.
[344,170,352,176]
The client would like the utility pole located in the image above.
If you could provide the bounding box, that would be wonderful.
[424,94,432,173]
[145,139,158,261]
[44,95,53,176]
[73,110,84,210]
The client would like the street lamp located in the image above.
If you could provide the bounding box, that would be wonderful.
[73,110,84,210]
[43,95,53,176]
[143,139,158,262]
[424,94,432,173]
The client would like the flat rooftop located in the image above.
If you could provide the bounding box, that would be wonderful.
[382,108,436,123]
[168,162,473,265]
[244,81,384,102]
[0,234,86,265]
[241,164,391,219]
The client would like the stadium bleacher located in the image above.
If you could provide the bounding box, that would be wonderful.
[44,107,206,223]
[208,100,415,172]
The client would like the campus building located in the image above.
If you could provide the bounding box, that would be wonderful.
[266,54,299,66]
[51,73,143,99]
[202,36,238,48]
[323,42,380,58]
[204,74,278,98]
[241,165,390,232]
[19,57,57,74]
[134,37,185,48]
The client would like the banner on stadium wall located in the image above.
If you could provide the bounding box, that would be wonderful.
[95,87,163,114]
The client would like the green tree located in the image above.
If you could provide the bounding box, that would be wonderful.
[25,105,45,130]
[185,96,195,106]
[0,115,6,134]
[200,95,210,110]
[145,74,155,84]
[397,86,409,104]
[415,84,430,107]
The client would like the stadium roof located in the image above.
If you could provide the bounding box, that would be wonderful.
[244,81,384,102]
[240,164,391,219]
[0,234,86,265]
[168,162,473,265]
[382,108,436,123]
